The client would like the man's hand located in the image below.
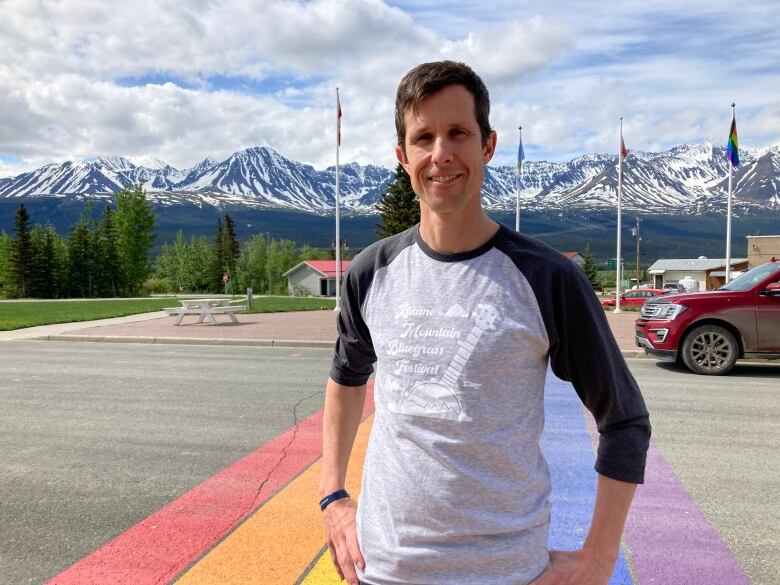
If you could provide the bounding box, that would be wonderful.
[529,548,616,585]
[323,497,365,584]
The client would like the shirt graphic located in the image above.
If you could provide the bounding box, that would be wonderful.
[388,303,500,421]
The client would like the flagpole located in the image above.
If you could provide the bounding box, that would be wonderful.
[725,102,735,284]
[516,126,522,232]
[335,86,342,311]
[615,116,624,313]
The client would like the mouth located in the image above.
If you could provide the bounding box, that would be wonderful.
[427,173,462,184]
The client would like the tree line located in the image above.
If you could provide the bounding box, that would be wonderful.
[0,166,410,299]
[152,220,353,295]
[1,166,609,298]
[0,185,156,298]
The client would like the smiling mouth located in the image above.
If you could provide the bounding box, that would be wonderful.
[428,174,462,183]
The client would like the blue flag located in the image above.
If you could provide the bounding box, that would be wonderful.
[516,133,525,188]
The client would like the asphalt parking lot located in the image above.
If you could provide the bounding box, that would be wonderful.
[0,342,777,584]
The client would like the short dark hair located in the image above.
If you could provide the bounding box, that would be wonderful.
[395,60,492,152]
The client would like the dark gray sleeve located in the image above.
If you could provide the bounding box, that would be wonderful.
[330,261,376,386]
[329,226,417,387]
[547,259,651,484]
[498,231,651,484]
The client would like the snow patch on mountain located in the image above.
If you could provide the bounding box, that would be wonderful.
[1,142,778,214]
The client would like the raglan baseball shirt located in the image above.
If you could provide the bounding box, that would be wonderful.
[330,223,651,585]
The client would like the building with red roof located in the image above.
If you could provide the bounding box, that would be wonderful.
[283,260,352,297]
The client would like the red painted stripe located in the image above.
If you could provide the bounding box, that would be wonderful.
[48,382,375,585]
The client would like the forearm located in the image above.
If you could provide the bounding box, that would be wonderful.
[318,377,367,497]
[583,474,637,561]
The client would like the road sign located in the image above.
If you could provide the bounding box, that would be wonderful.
[607,258,616,270]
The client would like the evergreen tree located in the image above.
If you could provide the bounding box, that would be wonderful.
[49,227,69,298]
[10,203,33,297]
[222,213,240,279]
[190,235,216,292]
[0,230,12,298]
[97,205,121,297]
[28,225,54,298]
[67,219,94,297]
[42,226,60,298]
[581,243,600,291]
[375,164,419,239]
[114,184,156,295]
[209,218,226,292]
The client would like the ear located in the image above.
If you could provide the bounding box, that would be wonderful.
[395,144,411,174]
[482,130,497,165]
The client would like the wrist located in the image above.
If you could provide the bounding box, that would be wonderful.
[582,540,619,565]
[319,489,350,511]
[318,483,345,499]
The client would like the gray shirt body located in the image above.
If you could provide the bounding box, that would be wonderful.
[331,225,650,585]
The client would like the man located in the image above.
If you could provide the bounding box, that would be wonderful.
[319,61,650,585]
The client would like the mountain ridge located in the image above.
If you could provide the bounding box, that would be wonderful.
[1,142,778,214]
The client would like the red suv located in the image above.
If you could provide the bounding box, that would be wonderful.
[635,260,780,375]
[601,288,667,308]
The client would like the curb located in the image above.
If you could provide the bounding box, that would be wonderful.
[34,333,647,357]
[35,334,334,349]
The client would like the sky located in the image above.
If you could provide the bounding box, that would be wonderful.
[1,0,779,178]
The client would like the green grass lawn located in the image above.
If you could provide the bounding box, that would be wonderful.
[0,299,176,331]
[0,296,338,330]
[245,296,337,313]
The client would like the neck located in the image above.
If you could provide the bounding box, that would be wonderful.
[418,206,499,254]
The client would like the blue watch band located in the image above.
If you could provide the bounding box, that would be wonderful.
[319,489,350,511]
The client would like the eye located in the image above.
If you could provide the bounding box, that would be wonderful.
[450,128,467,137]
[413,133,433,144]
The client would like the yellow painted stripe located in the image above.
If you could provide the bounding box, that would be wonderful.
[299,553,342,585]
[175,416,373,585]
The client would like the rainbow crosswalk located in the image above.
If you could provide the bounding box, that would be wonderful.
[48,374,751,585]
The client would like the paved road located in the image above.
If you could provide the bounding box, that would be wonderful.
[0,342,331,584]
[635,359,780,585]
[0,343,777,584]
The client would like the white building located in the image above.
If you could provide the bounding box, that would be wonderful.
[283,260,351,297]
[647,258,749,291]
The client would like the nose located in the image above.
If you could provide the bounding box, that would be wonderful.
[431,136,453,164]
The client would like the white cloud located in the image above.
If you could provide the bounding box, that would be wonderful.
[441,17,571,84]
[0,0,778,177]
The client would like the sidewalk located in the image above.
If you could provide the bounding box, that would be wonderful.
[1,308,644,355]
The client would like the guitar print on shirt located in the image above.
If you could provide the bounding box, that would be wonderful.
[388,303,501,421]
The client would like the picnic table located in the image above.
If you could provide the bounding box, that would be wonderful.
[164,299,246,326]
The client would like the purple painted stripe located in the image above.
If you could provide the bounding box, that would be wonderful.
[584,415,750,585]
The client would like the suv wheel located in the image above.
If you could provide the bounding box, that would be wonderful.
[681,325,739,375]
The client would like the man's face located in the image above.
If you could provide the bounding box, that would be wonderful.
[396,84,496,217]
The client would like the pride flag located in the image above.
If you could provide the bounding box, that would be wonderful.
[726,114,739,167]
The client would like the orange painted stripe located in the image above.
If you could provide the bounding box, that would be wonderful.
[175,415,373,584]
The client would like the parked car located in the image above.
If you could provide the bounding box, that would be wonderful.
[662,282,686,294]
[601,289,667,308]
[635,260,780,375]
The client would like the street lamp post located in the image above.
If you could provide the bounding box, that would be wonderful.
[632,217,641,287]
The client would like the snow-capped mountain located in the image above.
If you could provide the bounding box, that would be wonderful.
[1,143,778,213]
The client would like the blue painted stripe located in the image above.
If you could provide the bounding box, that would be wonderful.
[542,370,635,585]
